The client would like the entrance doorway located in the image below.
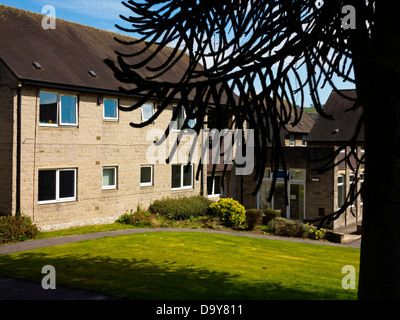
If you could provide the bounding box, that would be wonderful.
[258,169,306,220]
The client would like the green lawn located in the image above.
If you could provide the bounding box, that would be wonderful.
[0,232,359,300]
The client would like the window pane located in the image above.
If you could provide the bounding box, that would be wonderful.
[103,168,116,187]
[273,183,287,218]
[59,170,75,199]
[171,165,182,188]
[172,107,184,130]
[140,166,152,184]
[274,170,288,179]
[290,135,294,146]
[259,181,272,210]
[38,170,56,201]
[60,95,77,124]
[182,165,192,187]
[142,103,154,121]
[104,99,117,119]
[291,169,305,180]
[214,175,222,194]
[289,184,304,220]
[207,176,213,195]
[302,136,307,146]
[39,92,58,124]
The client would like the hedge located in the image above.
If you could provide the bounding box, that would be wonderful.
[148,195,212,220]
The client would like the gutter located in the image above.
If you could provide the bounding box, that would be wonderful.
[16,83,22,215]
[21,79,160,100]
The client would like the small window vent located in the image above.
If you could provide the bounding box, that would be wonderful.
[89,70,98,77]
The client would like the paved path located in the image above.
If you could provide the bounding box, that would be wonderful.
[0,227,360,300]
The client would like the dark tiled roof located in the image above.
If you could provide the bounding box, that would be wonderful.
[284,110,315,134]
[0,5,192,95]
[307,89,364,144]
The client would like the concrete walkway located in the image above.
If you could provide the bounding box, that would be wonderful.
[0,227,361,300]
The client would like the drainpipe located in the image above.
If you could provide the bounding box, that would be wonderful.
[16,83,22,215]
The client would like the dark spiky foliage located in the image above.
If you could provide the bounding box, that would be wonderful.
[105,0,374,227]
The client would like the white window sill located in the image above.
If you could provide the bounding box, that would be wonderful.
[140,183,153,187]
[38,198,76,205]
[102,186,117,190]
[171,186,193,191]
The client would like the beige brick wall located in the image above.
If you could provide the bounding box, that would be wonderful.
[18,85,205,230]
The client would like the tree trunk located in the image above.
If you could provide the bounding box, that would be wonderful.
[354,2,400,299]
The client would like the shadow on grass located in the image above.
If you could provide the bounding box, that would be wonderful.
[0,252,354,300]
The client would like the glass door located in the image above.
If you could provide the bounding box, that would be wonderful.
[274,183,287,218]
[289,183,305,220]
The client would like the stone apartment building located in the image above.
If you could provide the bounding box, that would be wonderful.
[0,5,207,230]
[240,90,364,229]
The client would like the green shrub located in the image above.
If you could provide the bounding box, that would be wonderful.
[148,195,212,220]
[116,207,155,227]
[262,209,281,225]
[209,198,246,227]
[266,217,305,238]
[246,209,263,230]
[0,215,39,244]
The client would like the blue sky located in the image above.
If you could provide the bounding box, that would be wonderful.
[1,0,354,106]
[0,0,131,33]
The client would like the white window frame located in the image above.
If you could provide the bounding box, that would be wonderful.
[171,106,185,131]
[171,164,193,190]
[207,174,223,198]
[301,135,307,147]
[59,94,78,126]
[141,103,154,122]
[39,91,78,127]
[140,165,154,187]
[349,173,356,207]
[103,98,119,121]
[102,166,118,190]
[289,135,295,146]
[360,172,364,205]
[171,106,195,131]
[337,174,345,209]
[38,168,77,204]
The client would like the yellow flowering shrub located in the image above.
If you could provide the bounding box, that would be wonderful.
[210,198,246,226]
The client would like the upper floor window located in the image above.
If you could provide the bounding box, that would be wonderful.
[171,106,195,131]
[141,103,154,122]
[39,91,78,126]
[302,135,307,147]
[104,98,118,121]
[289,135,295,146]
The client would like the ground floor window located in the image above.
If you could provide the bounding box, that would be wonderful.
[207,175,222,197]
[38,168,77,204]
[258,168,305,220]
[172,164,193,189]
[102,166,117,190]
[140,165,153,186]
